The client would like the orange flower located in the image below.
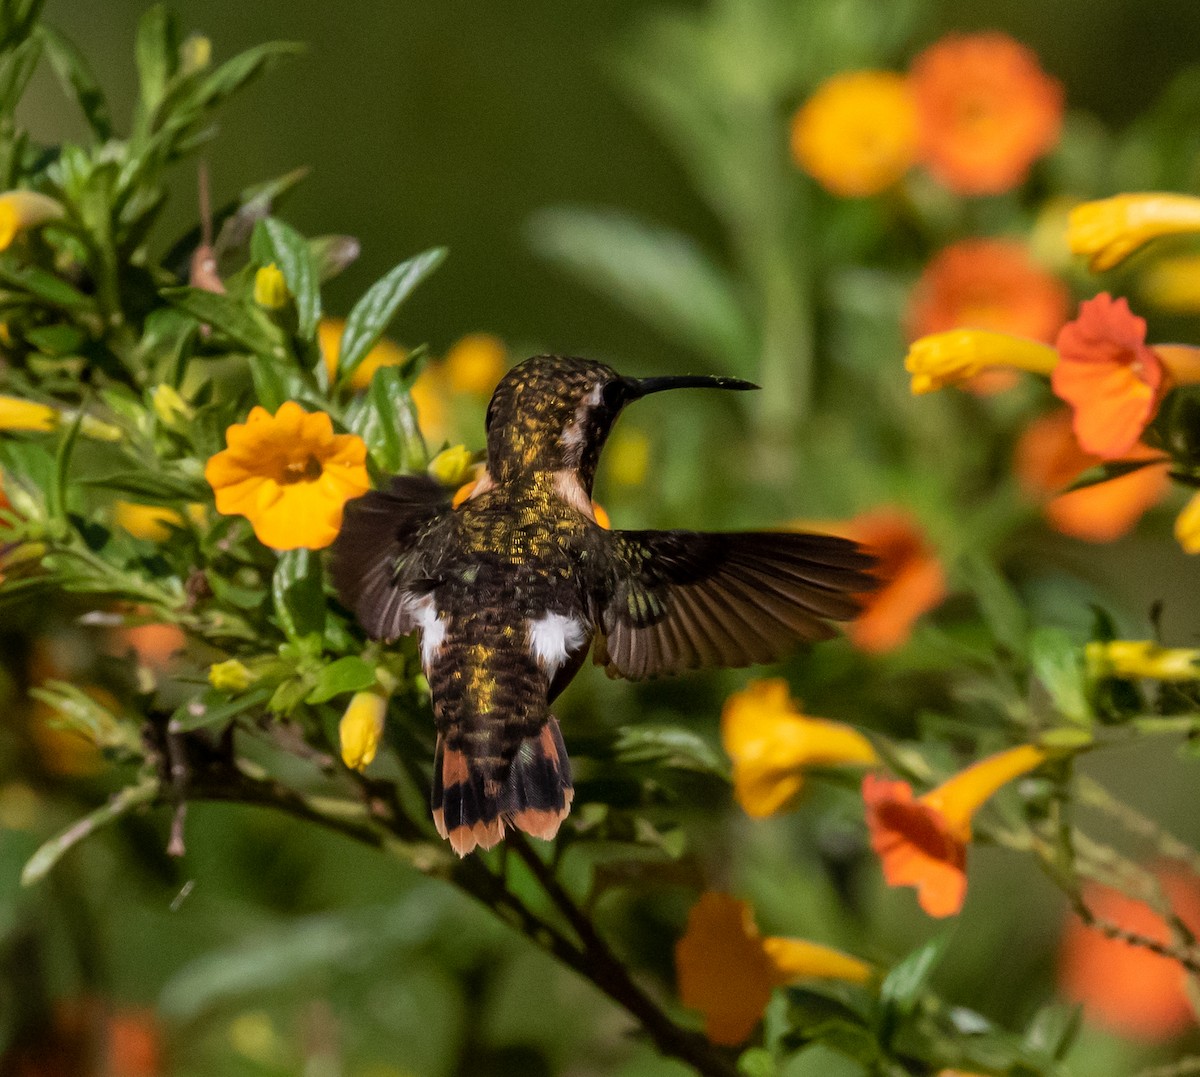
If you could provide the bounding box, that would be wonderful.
[675,893,871,1046]
[1051,293,1165,459]
[863,745,1047,917]
[790,71,919,197]
[317,318,407,391]
[1059,870,1200,1040]
[830,508,947,653]
[444,332,508,396]
[114,622,187,672]
[721,678,877,817]
[908,240,1070,343]
[910,33,1063,195]
[205,401,370,550]
[1014,409,1169,542]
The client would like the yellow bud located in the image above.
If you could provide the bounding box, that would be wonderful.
[428,444,477,488]
[77,414,123,442]
[1086,640,1200,682]
[0,395,57,432]
[254,263,289,310]
[0,191,64,251]
[339,689,388,771]
[151,383,194,427]
[208,659,254,693]
[180,33,212,75]
[113,501,184,542]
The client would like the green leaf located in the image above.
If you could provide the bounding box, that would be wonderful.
[253,216,322,338]
[613,724,726,775]
[170,685,274,733]
[1023,1002,1083,1063]
[48,410,83,524]
[0,32,42,116]
[191,40,304,114]
[38,24,113,139]
[337,247,446,383]
[78,470,206,502]
[0,262,96,314]
[134,3,177,118]
[307,656,376,704]
[272,548,326,641]
[22,778,159,886]
[876,934,951,1046]
[347,361,426,472]
[1029,627,1091,725]
[1062,455,1169,494]
[529,206,754,371]
[161,286,283,358]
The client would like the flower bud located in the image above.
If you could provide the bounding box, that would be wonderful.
[339,689,388,771]
[254,263,289,310]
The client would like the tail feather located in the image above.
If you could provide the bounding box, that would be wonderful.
[432,718,574,856]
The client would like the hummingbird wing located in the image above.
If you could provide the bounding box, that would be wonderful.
[594,530,876,679]
[330,474,452,640]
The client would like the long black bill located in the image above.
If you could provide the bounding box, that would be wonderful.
[629,374,760,399]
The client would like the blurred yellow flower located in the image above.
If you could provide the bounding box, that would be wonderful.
[605,428,650,487]
[721,679,877,818]
[317,317,407,390]
[1140,254,1200,313]
[1085,640,1200,681]
[675,892,871,1046]
[444,332,507,395]
[1069,193,1200,272]
[113,502,184,542]
[0,190,64,249]
[339,688,388,771]
[0,395,58,432]
[905,329,1057,394]
[204,401,370,550]
[208,659,254,693]
[253,263,288,309]
[791,71,918,197]
[427,444,477,488]
[1177,491,1200,554]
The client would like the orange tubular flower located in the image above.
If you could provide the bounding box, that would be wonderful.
[1070,194,1200,273]
[1059,870,1200,1040]
[1051,293,1166,459]
[721,679,878,818]
[1014,409,1169,543]
[831,508,947,653]
[910,33,1063,195]
[205,401,370,550]
[863,745,1047,917]
[791,71,919,197]
[675,893,872,1046]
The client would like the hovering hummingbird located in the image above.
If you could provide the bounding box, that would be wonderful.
[332,355,876,856]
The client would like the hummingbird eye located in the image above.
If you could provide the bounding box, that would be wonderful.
[601,380,628,412]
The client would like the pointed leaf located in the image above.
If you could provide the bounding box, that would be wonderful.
[877,933,951,1046]
[307,656,376,704]
[1061,455,1169,494]
[272,548,325,641]
[38,24,112,139]
[161,286,283,358]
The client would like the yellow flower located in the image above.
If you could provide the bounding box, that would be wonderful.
[1177,491,1200,554]
[0,191,64,250]
[675,892,871,1046]
[427,444,477,488]
[791,71,919,197]
[0,395,58,432]
[339,688,388,771]
[721,679,877,818]
[1069,194,1200,272]
[208,659,254,693]
[1139,253,1200,313]
[605,428,650,487]
[317,317,408,391]
[1085,640,1200,681]
[904,329,1058,394]
[444,333,507,396]
[253,263,289,309]
[113,502,184,542]
[204,401,370,550]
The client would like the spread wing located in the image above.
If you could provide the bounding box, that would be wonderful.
[594,530,876,679]
[331,474,452,640]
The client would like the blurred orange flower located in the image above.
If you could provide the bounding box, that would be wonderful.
[832,508,947,653]
[791,71,919,197]
[205,401,370,550]
[721,678,877,817]
[444,332,508,396]
[1014,409,1169,542]
[115,622,187,672]
[675,892,871,1046]
[863,745,1046,917]
[1059,870,1200,1040]
[1051,293,1165,459]
[318,318,407,391]
[910,33,1063,195]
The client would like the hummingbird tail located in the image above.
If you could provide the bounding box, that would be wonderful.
[431,718,575,857]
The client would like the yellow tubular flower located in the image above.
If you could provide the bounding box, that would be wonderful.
[905,329,1058,394]
[1069,194,1200,272]
[791,71,919,197]
[920,744,1049,840]
[1177,491,1200,554]
[1086,640,1200,681]
[113,502,184,542]
[444,333,507,396]
[253,263,289,309]
[0,396,58,432]
[208,659,254,693]
[676,893,871,1046]
[721,679,877,818]
[1140,254,1200,313]
[0,191,64,250]
[339,688,389,771]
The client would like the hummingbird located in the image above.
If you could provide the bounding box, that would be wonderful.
[332,355,876,856]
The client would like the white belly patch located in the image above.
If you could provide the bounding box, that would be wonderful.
[526,611,588,677]
[406,594,447,670]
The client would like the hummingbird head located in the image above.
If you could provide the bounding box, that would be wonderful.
[484,355,757,491]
